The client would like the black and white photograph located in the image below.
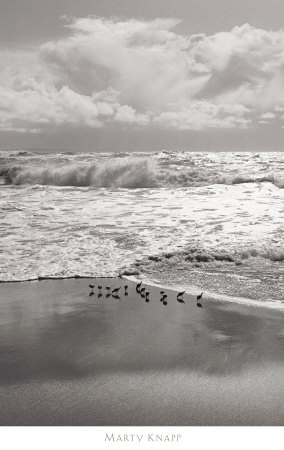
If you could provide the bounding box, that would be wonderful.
[0,0,284,436]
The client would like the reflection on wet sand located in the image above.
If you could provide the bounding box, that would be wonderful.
[0,278,283,425]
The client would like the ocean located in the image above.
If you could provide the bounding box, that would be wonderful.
[1,150,283,307]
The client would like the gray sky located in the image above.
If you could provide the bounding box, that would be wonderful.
[1,0,284,151]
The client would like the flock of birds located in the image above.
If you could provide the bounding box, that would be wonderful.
[88,281,204,308]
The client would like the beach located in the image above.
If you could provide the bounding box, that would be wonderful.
[0,277,283,426]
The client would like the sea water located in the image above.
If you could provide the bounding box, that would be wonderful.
[0,151,283,305]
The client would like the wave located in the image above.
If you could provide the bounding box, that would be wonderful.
[121,244,284,275]
[223,174,284,189]
[2,158,159,188]
[1,155,284,188]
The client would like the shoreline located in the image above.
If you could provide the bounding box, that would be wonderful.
[123,274,284,312]
[1,273,283,311]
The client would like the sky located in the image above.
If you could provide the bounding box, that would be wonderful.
[1,0,284,152]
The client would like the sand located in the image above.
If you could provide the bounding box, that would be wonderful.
[0,278,283,426]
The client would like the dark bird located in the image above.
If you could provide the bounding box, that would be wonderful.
[89,284,95,289]
[112,287,121,294]
[160,290,165,295]
[177,297,185,303]
[161,294,167,302]
[177,291,185,297]
[98,286,102,290]
[106,286,111,291]
[89,291,95,297]
[196,292,203,308]
[136,281,142,292]
[146,298,150,303]
[124,285,128,293]
[140,287,146,294]
[141,293,145,299]
[163,300,168,306]
[106,293,111,298]
[112,294,120,300]
[98,293,102,298]
[145,292,150,302]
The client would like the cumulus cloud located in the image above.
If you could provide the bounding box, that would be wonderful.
[0,17,284,133]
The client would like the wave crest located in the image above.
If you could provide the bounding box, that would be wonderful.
[2,154,284,189]
[3,158,159,188]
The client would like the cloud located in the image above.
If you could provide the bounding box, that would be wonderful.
[154,102,250,130]
[0,17,284,133]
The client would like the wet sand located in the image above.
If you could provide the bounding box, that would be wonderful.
[0,278,283,426]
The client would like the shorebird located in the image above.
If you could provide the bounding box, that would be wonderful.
[106,293,111,298]
[89,291,95,297]
[177,291,185,297]
[112,287,121,294]
[98,286,102,291]
[98,293,102,298]
[161,294,167,303]
[89,284,95,290]
[177,297,185,303]
[163,300,168,306]
[145,292,150,302]
[140,287,146,295]
[112,294,120,299]
[197,292,203,308]
[106,286,111,291]
[136,281,142,293]
[160,290,165,295]
[124,285,128,295]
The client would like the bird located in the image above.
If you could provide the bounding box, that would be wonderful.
[112,294,120,300]
[89,284,95,289]
[161,294,167,302]
[177,297,185,303]
[106,286,111,291]
[160,290,165,295]
[140,287,146,294]
[106,293,111,298]
[145,292,150,302]
[136,281,142,292]
[196,292,203,308]
[112,287,121,294]
[98,286,102,291]
[124,285,128,295]
[89,291,95,297]
[163,300,168,306]
[98,293,102,298]
[177,291,185,297]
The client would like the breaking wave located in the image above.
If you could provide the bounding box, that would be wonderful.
[1,153,284,189]
[2,158,159,188]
